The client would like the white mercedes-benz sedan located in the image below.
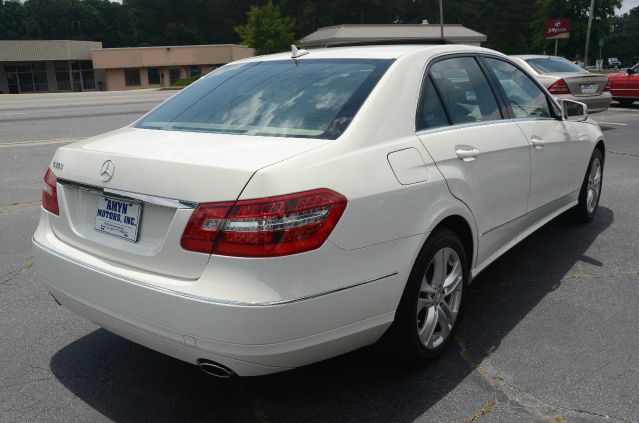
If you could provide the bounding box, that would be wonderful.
[33,44,605,377]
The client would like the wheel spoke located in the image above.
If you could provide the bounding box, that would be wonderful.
[420,274,436,295]
[417,296,434,311]
[431,249,447,289]
[440,300,457,325]
[443,260,462,296]
[418,307,438,345]
[437,305,451,339]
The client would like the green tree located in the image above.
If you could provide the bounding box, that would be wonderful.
[531,0,621,59]
[235,1,296,54]
[606,6,639,64]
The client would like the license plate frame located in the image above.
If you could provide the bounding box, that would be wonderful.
[580,83,598,94]
[94,195,142,242]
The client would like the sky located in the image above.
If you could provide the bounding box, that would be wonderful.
[618,0,639,14]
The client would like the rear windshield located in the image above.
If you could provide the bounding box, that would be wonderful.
[135,59,393,140]
[525,58,587,74]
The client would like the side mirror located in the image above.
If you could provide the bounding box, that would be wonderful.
[627,68,634,75]
[561,99,588,122]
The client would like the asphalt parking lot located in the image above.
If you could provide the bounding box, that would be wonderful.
[1,91,638,422]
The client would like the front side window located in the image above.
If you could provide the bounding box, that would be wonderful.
[429,57,502,125]
[135,59,393,139]
[485,58,550,119]
[125,69,141,86]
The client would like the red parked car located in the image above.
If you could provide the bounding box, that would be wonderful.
[608,64,639,106]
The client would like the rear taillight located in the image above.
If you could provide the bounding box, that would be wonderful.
[548,79,570,95]
[181,189,347,257]
[604,79,611,92]
[42,168,59,215]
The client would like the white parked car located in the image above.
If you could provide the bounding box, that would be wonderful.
[33,44,605,377]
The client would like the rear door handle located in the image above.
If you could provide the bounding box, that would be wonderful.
[531,136,545,149]
[455,145,481,162]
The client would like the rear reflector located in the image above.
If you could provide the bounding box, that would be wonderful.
[42,168,59,216]
[604,79,611,92]
[548,79,570,95]
[181,189,347,257]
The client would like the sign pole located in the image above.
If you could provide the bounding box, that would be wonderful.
[584,0,595,67]
[554,39,558,56]
[439,0,444,39]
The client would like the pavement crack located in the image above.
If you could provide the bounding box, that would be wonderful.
[0,199,40,214]
[609,149,639,159]
[453,336,634,423]
[469,270,639,293]
[0,259,33,286]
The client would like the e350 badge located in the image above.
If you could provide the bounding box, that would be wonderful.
[52,161,64,171]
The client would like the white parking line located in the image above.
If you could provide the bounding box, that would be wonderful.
[598,122,629,126]
[0,112,29,116]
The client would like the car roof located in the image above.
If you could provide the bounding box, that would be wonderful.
[511,55,569,60]
[239,44,500,62]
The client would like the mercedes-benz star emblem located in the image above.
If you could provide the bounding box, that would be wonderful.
[100,160,115,182]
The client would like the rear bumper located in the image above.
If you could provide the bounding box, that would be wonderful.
[33,211,415,376]
[555,93,612,113]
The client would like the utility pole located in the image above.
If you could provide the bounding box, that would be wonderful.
[439,0,444,39]
[584,0,595,66]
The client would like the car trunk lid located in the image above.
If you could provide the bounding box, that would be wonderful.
[561,73,609,96]
[48,127,328,279]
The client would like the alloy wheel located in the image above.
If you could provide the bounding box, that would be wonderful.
[416,247,463,350]
[587,156,602,214]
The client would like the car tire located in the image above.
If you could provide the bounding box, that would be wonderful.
[618,99,635,107]
[574,148,604,223]
[382,229,469,364]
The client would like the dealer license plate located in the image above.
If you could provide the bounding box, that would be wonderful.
[94,195,142,242]
[581,84,598,94]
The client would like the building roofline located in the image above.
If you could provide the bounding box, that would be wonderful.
[92,44,250,52]
[0,39,100,43]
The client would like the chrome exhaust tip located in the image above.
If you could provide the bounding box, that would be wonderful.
[197,359,235,379]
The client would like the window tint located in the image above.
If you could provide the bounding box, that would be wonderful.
[430,57,502,125]
[135,59,393,140]
[416,76,449,130]
[485,58,550,119]
[525,58,587,74]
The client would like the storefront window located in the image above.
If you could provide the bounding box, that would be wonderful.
[54,61,96,91]
[125,69,141,86]
[189,66,201,78]
[3,62,48,93]
[147,68,161,85]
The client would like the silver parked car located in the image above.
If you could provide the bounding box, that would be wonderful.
[510,55,612,113]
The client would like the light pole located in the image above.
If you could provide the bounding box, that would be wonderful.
[584,0,595,66]
[439,0,444,39]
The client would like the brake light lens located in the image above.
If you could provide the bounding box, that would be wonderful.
[604,79,611,92]
[42,168,59,215]
[548,79,570,95]
[181,189,347,257]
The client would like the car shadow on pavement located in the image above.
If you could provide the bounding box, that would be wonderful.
[50,207,613,422]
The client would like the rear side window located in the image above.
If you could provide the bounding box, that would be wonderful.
[430,57,502,125]
[416,76,449,130]
[484,58,551,119]
[135,59,393,140]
